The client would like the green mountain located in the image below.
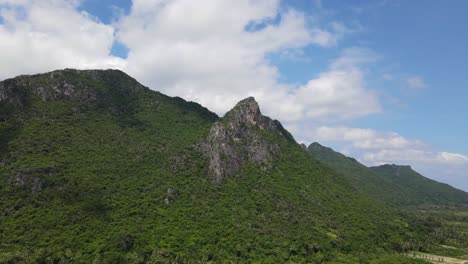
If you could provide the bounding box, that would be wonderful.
[370,164,468,208]
[0,69,430,263]
[307,142,468,208]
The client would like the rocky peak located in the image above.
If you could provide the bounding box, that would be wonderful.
[224,97,296,141]
[200,97,295,184]
[224,97,262,127]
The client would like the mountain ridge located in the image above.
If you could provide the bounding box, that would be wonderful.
[307,142,468,208]
[0,69,445,262]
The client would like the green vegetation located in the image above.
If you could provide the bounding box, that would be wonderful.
[0,69,453,263]
[411,209,468,259]
[370,165,468,208]
[307,142,468,263]
[307,143,468,208]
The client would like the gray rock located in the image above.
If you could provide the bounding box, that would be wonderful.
[12,173,44,194]
[167,188,177,195]
[199,97,295,184]
[0,69,146,108]
[164,188,177,204]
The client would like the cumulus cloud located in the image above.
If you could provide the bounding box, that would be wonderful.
[290,47,381,120]
[117,1,380,122]
[0,0,125,80]
[294,68,380,120]
[0,0,378,123]
[117,0,305,118]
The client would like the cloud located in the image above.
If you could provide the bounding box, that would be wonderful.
[117,1,380,122]
[382,73,393,80]
[302,125,468,167]
[305,126,426,150]
[294,68,380,120]
[117,0,306,117]
[0,0,125,80]
[406,76,427,89]
[286,47,381,121]
[362,149,468,167]
[0,0,378,123]
[330,47,379,69]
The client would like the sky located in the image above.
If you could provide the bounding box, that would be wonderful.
[0,0,467,191]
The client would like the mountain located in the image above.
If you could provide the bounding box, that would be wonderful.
[0,69,430,263]
[370,164,468,208]
[307,142,468,208]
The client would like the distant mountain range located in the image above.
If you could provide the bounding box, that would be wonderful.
[0,69,465,263]
[307,142,468,208]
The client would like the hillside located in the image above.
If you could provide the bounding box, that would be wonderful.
[0,69,429,263]
[307,142,468,208]
[370,164,468,208]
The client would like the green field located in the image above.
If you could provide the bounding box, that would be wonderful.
[406,208,468,263]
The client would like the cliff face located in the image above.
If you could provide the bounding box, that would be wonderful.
[200,97,295,183]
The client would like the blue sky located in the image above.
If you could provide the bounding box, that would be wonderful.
[0,0,467,190]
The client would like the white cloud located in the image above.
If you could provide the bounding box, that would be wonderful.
[118,1,380,122]
[295,68,380,120]
[0,0,125,80]
[302,125,468,167]
[0,0,379,123]
[117,0,308,118]
[406,76,427,89]
[305,126,426,150]
[330,47,379,70]
[362,149,468,167]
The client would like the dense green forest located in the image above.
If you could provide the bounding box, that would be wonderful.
[0,69,466,263]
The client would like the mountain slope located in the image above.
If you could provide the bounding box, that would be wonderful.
[307,142,468,208]
[0,69,427,263]
[370,164,468,208]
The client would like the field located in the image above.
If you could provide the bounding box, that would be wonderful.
[408,208,468,264]
[407,252,467,264]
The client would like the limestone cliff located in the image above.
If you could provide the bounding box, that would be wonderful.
[200,97,295,183]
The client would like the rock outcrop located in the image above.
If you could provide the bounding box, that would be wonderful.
[200,97,295,184]
[0,69,146,108]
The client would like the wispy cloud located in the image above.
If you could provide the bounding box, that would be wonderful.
[382,73,393,80]
[406,76,427,89]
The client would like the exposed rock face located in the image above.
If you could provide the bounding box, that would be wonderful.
[13,173,44,194]
[200,97,295,184]
[0,69,146,108]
